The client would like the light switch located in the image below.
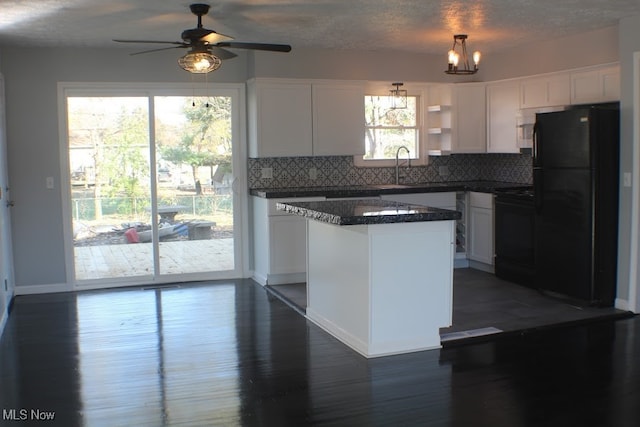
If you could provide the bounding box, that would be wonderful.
[624,172,632,188]
[46,177,54,189]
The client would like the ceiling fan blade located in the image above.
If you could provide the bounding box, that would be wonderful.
[199,31,234,45]
[113,39,185,45]
[209,47,238,60]
[130,46,187,56]
[215,42,292,52]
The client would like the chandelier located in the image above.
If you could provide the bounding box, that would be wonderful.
[445,35,481,75]
[178,49,222,74]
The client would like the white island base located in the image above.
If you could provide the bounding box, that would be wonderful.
[306,219,455,358]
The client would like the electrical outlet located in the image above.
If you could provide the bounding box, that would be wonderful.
[624,172,632,188]
[261,167,273,179]
[46,177,54,189]
[438,166,449,177]
[309,168,318,180]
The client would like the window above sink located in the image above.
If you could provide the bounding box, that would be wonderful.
[355,82,430,168]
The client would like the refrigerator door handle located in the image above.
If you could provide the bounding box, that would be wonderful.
[533,168,543,214]
[532,121,539,167]
[533,120,542,214]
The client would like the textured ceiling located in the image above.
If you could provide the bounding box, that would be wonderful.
[0,0,638,55]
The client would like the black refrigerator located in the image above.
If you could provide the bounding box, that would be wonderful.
[533,105,619,306]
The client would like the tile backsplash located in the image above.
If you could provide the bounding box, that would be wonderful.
[248,154,532,188]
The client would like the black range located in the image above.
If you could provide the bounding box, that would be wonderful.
[494,187,536,286]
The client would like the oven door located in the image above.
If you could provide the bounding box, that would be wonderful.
[494,196,536,286]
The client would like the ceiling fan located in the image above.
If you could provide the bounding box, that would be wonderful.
[113,3,292,73]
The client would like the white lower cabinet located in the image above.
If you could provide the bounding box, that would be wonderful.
[468,192,494,268]
[252,196,324,285]
[252,191,496,283]
[269,215,308,276]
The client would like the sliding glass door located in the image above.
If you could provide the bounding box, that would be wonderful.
[63,85,244,286]
[153,96,235,275]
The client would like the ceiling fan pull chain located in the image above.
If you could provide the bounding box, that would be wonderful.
[205,72,210,108]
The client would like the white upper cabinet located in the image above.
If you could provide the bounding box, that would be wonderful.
[248,78,365,158]
[248,79,313,157]
[312,82,365,156]
[451,83,486,153]
[520,74,571,109]
[486,81,520,153]
[570,65,620,105]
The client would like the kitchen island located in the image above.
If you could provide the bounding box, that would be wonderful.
[277,199,461,357]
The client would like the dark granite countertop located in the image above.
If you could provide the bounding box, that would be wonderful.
[277,199,462,226]
[250,181,532,199]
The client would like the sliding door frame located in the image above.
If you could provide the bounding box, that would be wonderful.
[58,82,249,290]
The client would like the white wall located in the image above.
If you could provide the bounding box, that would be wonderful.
[0,47,249,287]
[250,48,481,83]
[482,26,619,80]
[618,16,640,311]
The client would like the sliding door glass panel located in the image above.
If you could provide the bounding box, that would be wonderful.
[154,96,235,275]
[68,97,153,280]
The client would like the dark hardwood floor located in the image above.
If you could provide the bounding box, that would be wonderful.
[267,268,631,344]
[1,278,639,426]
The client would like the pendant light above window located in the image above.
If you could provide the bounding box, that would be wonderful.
[390,82,408,109]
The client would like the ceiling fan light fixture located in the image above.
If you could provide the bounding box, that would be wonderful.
[114,4,291,71]
[178,51,222,73]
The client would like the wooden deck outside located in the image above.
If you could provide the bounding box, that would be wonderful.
[74,238,234,280]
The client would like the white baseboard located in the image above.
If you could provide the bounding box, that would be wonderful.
[306,307,442,357]
[615,297,635,313]
[306,307,370,357]
[0,308,7,339]
[454,258,470,268]
[468,260,495,274]
[252,272,267,286]
[15,283,72,295]
[253,272,306,286]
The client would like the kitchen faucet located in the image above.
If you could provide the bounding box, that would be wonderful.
[395,146,411,184]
